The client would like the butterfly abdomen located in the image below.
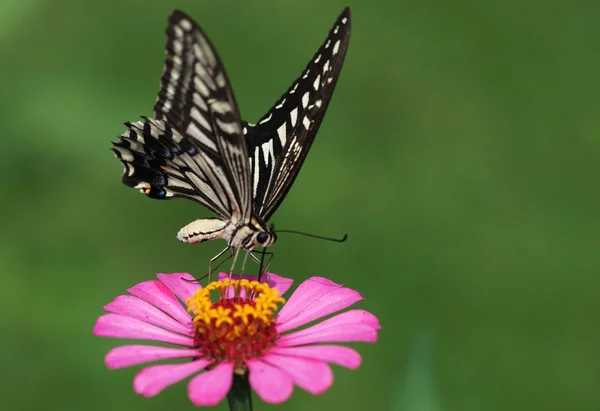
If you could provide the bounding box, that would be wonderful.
[177,218,229,244]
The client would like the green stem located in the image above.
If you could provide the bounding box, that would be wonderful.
[227,373,253,411]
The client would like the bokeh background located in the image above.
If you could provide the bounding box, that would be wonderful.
[1,0,599,410]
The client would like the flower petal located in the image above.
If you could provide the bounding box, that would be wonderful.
[217,272,294,296]
[278,324,378,347]
[188,362,234,406]
[93,314,194,346]
[104,295,192,336]
[134,359,211,397]
[127,280,191,325]
[276,288,363,333]
[156,273,201,303]
[261,273,294,295]
[262,354,333,395]
[247,359,294,404]
[105,345,201,369]
[269,345,362,369]
[276,277,342,324]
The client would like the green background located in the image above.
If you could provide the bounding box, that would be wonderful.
[1,0,599,410]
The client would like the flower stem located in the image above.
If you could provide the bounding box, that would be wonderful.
[227,373,253,411]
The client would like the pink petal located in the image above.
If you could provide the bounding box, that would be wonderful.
[247,359,294,404]
[343,309,380,330]
[105,345,201,369]
[276,288,363,333]
[188,362,234,406]
[134,359,211,397]
[217,272,294,296]
[104,295,192,336]
[260,273,294,295]
[262,354,333,395]
[94,314,194,346]
[156,273,201,302]
[278,324,378,347]
[269,345,362,369]
[277,277,342,324]
[127,280,191,325]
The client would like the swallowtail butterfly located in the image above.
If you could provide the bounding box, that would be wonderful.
[112,7,351,263]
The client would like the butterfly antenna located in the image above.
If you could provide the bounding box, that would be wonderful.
[275,230,348,243]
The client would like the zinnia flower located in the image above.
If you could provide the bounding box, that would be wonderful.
[93,272,380,406]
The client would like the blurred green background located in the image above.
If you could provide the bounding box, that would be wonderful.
[1,0,599,410]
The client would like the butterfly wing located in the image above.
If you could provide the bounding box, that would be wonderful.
[113,118,235,220]
[113,10,252,222]
[246,7,351,221]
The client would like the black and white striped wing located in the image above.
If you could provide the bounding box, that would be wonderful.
[246,7,351,221]
[113,118,233,220]
[113,10,252,221]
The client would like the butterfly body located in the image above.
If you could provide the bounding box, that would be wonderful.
[112,8,351,258]
[177,217,276,250]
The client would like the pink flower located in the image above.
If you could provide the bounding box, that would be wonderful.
[93,272,380,406]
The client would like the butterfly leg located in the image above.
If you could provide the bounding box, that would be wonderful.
[208,246,233,282]
[241,251,249,274]
[248,250,274,280]
[228,247,242,280]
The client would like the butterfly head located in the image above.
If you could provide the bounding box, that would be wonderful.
[253,229,277,248]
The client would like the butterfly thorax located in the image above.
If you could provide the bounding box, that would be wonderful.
[177,216,276,251]
[228,217,276,250]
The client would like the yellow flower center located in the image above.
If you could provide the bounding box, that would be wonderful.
[186,279,285,373]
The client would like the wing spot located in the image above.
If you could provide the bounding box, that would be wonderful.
[316,99,323,108]
[215,72,226,88]
[334,25,339,34]
[290,108,298,127]
[342,17,348,24]
[190,107,212,131]
[325,39,331,49]
[262,140,274,166]
[173,40,183,54]
[315,54,322,64]
[179,19,192,31]
[302,116,311,130]
[302,69,310,79]
[210,100,232,114]
[193,77,210,98]
[135,182,152,195]
[187,121,217,151]
[259,113,273,124]
[215,117,241,134]
[290,83,298,94]
[323,60,330,73]
[275,98,286,109]
[313,75,321,90]
[253,146,260,197]
[277,123,287,146]
[302,92,310,108]
[333,40,341,55]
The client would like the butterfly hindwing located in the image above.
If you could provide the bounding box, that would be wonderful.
[112,118,235,219]
[245,7,351,221]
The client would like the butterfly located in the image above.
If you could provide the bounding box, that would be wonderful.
[112,7,351,269]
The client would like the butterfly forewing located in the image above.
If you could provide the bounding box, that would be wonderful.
[245,7,351,221]
[153,11,252,221]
